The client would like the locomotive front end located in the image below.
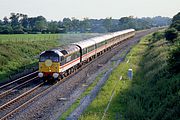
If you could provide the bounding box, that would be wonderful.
[38,50,62,81]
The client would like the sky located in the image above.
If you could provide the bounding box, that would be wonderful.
[0,0,179,21]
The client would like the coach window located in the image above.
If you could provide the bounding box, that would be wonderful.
[73,52,78,59]
[83,48,87,55]
[75,52,79,58]
[88,45,94,52]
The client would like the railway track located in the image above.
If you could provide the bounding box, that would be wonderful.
[0,76,38,99]
[0,71,42,119]
[0,71,38,91]
[0,82,45,120]
[0,67,80,120]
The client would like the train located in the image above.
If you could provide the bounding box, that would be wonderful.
[38,29,135,82]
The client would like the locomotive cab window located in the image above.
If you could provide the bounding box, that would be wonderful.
[39,52,59,62]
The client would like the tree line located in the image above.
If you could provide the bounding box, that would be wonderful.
[0,13,172,34]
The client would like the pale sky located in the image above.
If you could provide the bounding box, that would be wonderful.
[0,0,179,21]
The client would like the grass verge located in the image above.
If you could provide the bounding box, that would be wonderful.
[60,69,108,120]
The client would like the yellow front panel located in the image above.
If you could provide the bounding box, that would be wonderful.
[39,62,60,73]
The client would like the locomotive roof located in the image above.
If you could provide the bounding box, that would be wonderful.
[40,50,63,56]
[40,44,79,56]
[52,44,80,55]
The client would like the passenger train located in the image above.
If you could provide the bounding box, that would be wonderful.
[38,29,135,82]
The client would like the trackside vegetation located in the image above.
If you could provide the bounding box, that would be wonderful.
[79,31,180,119]
[78,12,180,120]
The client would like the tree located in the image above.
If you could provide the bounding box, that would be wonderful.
[0,25,13,34]
[20,14,29,32]
[172,12,180,23]
[169,41,180,73]
[118,17,134,30]
[80,18,91,33]
[62,18,72,32]
[152,31,164,42]
[165,28,178,42]
[33,16,47,33]
[47,21,59,33]
[13,25,24,34]
[103,17,113,32]
[3,17,9,25]
[170,12,180,31]
[9,13,20,27]
[58,21,66,33]
[71,17,80,32]
[34,21,47,33]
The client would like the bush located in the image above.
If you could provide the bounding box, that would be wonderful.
[168,41,180,74]
[164,28,178,42]
[170,21,180,31]
[152,31,164,42]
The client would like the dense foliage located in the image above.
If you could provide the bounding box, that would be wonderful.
[164,28,178,42]
[170,12,180,31]
[167,12,180,73]
[0,13,171,34]
[122,12,180,120]
[123,35,180,120]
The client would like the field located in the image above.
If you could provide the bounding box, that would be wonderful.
[79,32,180,119]
[0,33,101,81]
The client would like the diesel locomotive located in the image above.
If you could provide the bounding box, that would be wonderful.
[38,29,135,82]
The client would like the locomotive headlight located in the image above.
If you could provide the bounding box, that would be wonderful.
[53,73,59,78]
[38,72,43,78]
[45,59,52,67]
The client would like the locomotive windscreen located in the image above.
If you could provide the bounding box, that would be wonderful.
[39,51,59,62]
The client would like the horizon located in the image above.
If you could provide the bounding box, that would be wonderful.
[0,0,179,21]
[0,14,173,22]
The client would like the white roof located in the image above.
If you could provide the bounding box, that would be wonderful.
[73,38,96,49]
[73,29,135,49]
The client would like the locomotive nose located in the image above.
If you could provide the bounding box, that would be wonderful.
[45,59,52,67]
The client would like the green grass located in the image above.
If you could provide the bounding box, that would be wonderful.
[60,69,108,120]
[0,34,60,43]
[79,32,180,120]
[0,33,101,82]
